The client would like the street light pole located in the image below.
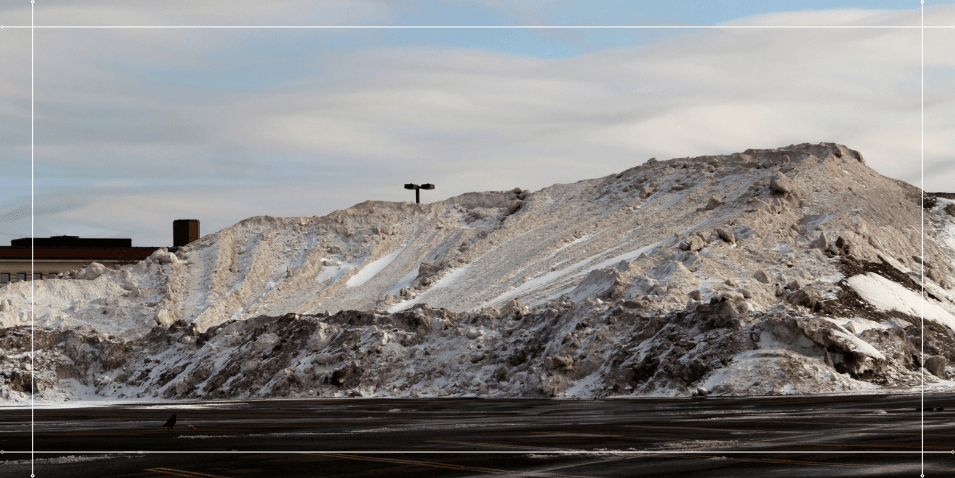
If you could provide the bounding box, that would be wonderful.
[404,183,435,204]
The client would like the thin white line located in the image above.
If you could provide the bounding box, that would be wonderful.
[1,450,953,455]
[0,25,954,29]
[920,1,925,476]
[30,1,35,477]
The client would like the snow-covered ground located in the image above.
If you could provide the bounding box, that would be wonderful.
[2,142,955,403]
[847,273,955,330]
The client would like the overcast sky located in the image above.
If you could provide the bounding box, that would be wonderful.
[1,1,953,247]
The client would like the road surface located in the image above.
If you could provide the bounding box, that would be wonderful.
[1,394,954,477]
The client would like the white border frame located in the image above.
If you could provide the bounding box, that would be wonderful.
[1,1,950,476]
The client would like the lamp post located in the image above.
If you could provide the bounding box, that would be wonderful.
[404,183,435,204]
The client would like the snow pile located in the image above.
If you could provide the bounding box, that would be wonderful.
[3,142,955,402]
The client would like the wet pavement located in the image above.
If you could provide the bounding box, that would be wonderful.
[1,394,954,477]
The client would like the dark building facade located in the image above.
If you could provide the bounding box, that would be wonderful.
[0,220,201,285]
[173,219,200,247]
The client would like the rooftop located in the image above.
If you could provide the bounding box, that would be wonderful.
[6,236,134,249]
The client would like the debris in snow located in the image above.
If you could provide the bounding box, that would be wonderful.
[770,172,796,194]
[716,228,736,244]
[680,235,706,252]
[706,197,723,210]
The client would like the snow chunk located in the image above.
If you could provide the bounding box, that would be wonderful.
[568,268,620,302]
[830,328,885,361]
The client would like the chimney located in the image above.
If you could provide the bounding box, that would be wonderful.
[173,219,200,247]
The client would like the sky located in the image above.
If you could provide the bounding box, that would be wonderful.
[0,1,953,247]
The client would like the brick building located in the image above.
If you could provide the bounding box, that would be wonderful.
[0,220,199,285]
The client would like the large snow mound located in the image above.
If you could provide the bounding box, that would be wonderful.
[3,142,955,402]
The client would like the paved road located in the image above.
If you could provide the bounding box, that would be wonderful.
[1,394,954,477]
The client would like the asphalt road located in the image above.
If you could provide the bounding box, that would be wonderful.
[1,394,954,477]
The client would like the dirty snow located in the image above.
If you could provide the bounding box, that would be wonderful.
[3,142,955,403]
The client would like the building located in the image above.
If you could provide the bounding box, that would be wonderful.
[0,236,158,284]
[0,220,200,285]
[173,219,200,247]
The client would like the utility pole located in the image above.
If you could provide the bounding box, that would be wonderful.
[404,183,435,204]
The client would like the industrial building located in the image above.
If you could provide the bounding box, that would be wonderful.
[0,219,199,285]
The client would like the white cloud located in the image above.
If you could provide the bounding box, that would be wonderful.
[0,5,952,246]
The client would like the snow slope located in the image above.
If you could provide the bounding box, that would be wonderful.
[3,142,955,402]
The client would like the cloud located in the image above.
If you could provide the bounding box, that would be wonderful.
[0,1,397,27]
[0,195,93,237]
[0,5,952,246]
